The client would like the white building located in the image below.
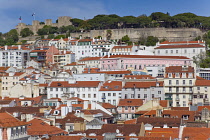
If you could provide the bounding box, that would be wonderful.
[99,81,122,106]
[78,57,101,68]
[154,40,206,59]
[53,50,75,68]
[0,45,30,67]
[164,66,195,107]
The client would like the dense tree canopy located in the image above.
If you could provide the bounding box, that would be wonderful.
[20,28,33,37]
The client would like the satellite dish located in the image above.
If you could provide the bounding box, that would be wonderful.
[116,129,120,133]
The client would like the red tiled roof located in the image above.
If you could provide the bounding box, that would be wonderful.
[118,99,143,107]
[171,107,189,111]
[65,62,85,66]
[49,81,100,88]
[182,127,210,140]
[78,39,92,42]
[39,83,48,87]
[102,55,190,59]
[197,106,210,112]
[160,100,168,108]
[145,128,179,139]
[195,79,210,86]
[165,66,194,73]
[123,81,163,88]
[155,44,205,49]
[0,112,28,128]
[28,118,68,136]
[101,103,116,109]
[79,57,101,61]
[30,50,47,53]
[100,81,122,91]
[3,72,25,77]
[160,40,204,44]
[26,66,35,69]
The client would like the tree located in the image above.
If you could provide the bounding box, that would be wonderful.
[70,18,83,27]
[121,35,130,43]
[20,28,34,37]
[145,36,159,46]
[48,34,55,39]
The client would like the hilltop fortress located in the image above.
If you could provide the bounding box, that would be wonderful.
[16,16,72,35]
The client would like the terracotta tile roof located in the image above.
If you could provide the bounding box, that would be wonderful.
[162,110,196,122]
[196,76,206,80]
[65,62,85,66]
[54,51,73,55]
[101,103,116,109]
[26,66,35,69]
[155,44,205,49]
[136,117,181,127]
[0,106,47,114]
[141,110,156,117]
[171,107,189,111]
[39,83,48,87]
[135,110,148,115]
[0,112,28,128]
[145,128,179,139]
[195,79,210,86]
[3,72,25,77]
[182,127,210,140]
[160,40,204,44]
[197,106,210,112]
[97,70,132,74]
[165,66,194,73]
[1,46,30,50]
[49,81,69,87]
[124,75,155,79]
[28,118,68,136]
[0,67,10,71]
[102,55,190,59]
[79,57,101,61]
[112,45,133,49]
[78,39,92,42]
[118,99,143,107]
[124,118,137,124]
[100,81,122,91]
[47,136,84,140]
[0,100,13,105]
[72,104,83,109]
[123,81,163,88]
[160,100,168,108]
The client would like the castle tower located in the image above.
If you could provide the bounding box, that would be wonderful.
[45,19,52,26]
[57,16,72,27]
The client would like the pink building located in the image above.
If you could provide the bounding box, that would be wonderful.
[100,55,192,71]
[117,99,143,120]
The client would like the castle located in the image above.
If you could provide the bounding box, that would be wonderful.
[16,16,72,35]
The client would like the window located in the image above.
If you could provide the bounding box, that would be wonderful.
[82,94,85,98]
[125,106,128,110]
[183,80,185,85]
[168,73,172,77]
[193,49,195,53]
[169,80,172,85]
[197,87,200,90]
[56,88,58,91]
[189,80,192,85]
[158,91,161,94]
[175,73,179,77]
[88,94,91,98]
[108,93,111,96]
[176,80,179,85]
[118,107,122,110]
[183,87,186,92]
[138,94,140,98]
[152,94,154,98]
[131,107,135,110]
[113,93,116,96]
[94,94,96,98]
[131,94,134,98]
[200,95,203,98]
[113,100,116,105]
[169,87,172,92]
[183,95,186,98]
[171,50,173,53]
[144,94,147,98]
[189,87,193,92]
[176,50,178,53]
[144,88,147,91]
[184,50,187,53]
[166,50,168,54]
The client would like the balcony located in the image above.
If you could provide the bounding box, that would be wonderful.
[176,98,180,101]
[165,97,172,100]
[102,95,106,100]
[188,98,192,101]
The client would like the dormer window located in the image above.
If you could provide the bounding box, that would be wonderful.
[175,73,179,78]
[182,115,189,120]
[168,73,172,78]
[188,73,193,78]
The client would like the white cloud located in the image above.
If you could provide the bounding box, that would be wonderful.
[0,0,107,33]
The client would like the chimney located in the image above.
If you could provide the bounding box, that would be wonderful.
[83,100,89,109]
[18,45,21,50]
[64,50,66,54]
[5,45,7,50]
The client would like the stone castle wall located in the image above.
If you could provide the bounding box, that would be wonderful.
[70,28,205,42]
[16,16,72,35]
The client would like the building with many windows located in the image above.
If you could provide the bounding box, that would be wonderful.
[0,45,30,67]
[164,66,195,107]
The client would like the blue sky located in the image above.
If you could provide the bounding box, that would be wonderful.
[1,0,210,33]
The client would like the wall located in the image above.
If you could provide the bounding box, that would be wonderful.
[70,28,204,42]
